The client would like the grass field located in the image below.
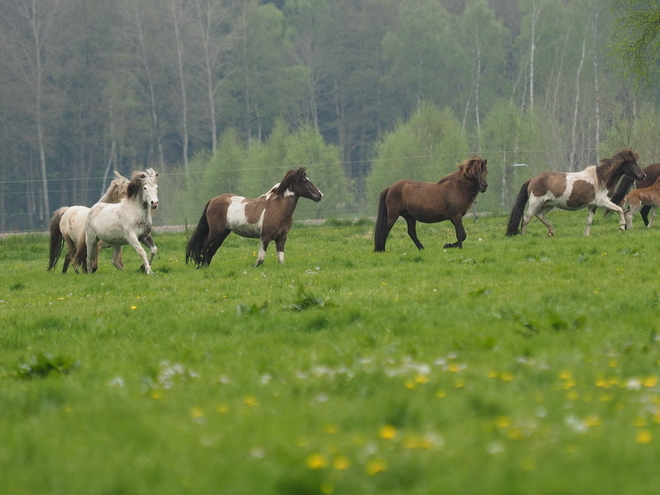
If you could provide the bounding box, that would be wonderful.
[1,211,660,494]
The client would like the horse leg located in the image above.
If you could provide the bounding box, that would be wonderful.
[597,199,625,233]
[641,205,652,227]
[254,239,270,267]
[86,237,99,274]
[625,203,639,230]
[534,206,555,237]
[401,212,424,250]
[63,236,76,274]
[126,233,154,275]
[138,234,157,272]
[648,206,657,228]
[203,229,230,266]
[520,198,543,235]
[275,234,287,263]
[111,246,123,270]
[445,217,466,249]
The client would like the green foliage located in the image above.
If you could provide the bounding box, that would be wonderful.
[366,103,468,208]
[15,353,79,379]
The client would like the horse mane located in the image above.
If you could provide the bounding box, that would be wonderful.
[438,156,485,185]
[126,171,148,199]
[99,171,129,203]
[272,167,305,197]
[596,149,638,188]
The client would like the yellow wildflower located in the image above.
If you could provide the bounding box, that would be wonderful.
[306,453,328,469]
[379,425,397,440]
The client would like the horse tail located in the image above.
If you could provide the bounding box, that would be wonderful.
[605,175,635,217]
[72,232,88,273]
[47,207,67,271]
[185,201,211,266]
[506,180,531,236]
[374,188,390,252]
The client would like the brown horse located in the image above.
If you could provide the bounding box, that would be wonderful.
[185,167,323,267]
[373,156,488,252]
[610,162,660,227]
[623,176,660,229]
[506,149,645,237]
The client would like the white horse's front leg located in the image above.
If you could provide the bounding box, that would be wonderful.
[254,240,269,267]
[599,200,626,233]
[86,236,99,274]
[127,233,154,274]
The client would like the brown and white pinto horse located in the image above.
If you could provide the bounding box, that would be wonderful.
[623,176,660,229]
[610,162,660,227]
[506,149,645,237]
[185,167,323,267]
[374,156,488,252]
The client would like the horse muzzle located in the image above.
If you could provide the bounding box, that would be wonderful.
[480,182,488,193]
[151,202,159,210]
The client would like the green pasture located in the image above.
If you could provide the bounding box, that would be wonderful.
[1,211,660,494]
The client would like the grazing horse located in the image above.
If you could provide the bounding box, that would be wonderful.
[506,149,645,237]
[48,170,158,273]
[610,162,660,227]
[185,167,323,267]
[373,156,488,252]
[623,176,660,229]
[73,170,159,274]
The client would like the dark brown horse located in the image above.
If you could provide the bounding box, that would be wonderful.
[185,167,323,267]
[373,156,488,252]
[506,149,645,237]
[610,162,660,227]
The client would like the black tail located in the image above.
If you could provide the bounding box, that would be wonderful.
[72,232,88,273]
[374,188,390,252]
[47,207,67,271]
[605,175,635,217]
[506,180,531,236]
[185,202,211,266]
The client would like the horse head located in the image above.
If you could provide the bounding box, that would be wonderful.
[617,149,646,182]
[278,167,323,202]
[127,170,159,210]
[463,156,488,193]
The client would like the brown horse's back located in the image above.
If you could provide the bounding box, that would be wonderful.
[389,176,465,223]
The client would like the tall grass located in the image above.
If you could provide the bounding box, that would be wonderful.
[1,212,660,494]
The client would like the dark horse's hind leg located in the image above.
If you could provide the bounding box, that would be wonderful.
[402,212,424,250]
[444,217,466,249]
[641,205,652,227]
[203,229,231,266]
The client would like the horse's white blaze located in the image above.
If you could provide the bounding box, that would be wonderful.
[226,196,264,239]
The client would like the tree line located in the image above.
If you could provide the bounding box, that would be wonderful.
[0,0,658,231]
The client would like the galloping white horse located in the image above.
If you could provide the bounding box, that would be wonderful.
[73,169,159,274]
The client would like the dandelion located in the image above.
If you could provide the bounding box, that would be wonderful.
[131,305,137,310]
[584,415,602,427]
[487,370,498,378]
[405,380,416,389]
[306,453,328,469]
[190,407,205,423]
[243,396,259,407]
[333,456,350,470]
[495,416,511,429]
[643,376,659,388]
[500,372,514,382]
[455,379,465,388]
[324,423,338,434]
[379,425,397,440]
[215,403,230,413]
[436,389,446,398]
[366,459,386,475]
[403,436,420,449]
[150,389,162,400]
[636,430,653,444]
[415,374,429,384]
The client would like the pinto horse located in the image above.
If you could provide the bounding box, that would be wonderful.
[373,156,488,252]
[623,176,660,229]
[610,162,660,227]
[506,149,645,237]
[48,170,158,273]
[186,167,323,267]
[73,170,159,274]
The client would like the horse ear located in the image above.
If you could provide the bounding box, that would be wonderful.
[484,159,487,165]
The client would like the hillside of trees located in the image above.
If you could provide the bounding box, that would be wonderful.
[1,0,659,231]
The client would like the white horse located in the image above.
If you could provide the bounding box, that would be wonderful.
[73,169,159,274]
[48,170,159,273]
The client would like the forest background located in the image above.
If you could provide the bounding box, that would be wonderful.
[1,0,659,232]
